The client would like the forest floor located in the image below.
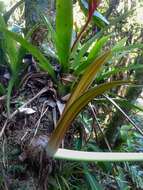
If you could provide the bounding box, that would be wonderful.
[0,69,61,189]
[0,66,143,190]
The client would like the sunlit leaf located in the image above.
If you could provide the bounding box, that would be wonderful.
[88,35,110,62]
[93,11,109,25]
[56,0,73,71]
[112,37,127,53]
[112,40,143,54]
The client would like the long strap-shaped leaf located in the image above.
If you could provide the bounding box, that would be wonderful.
[46,80,131,156]
[0,27,56,81]
[56,0,73,71]
[65,51,112,111]
[54,149,143,162]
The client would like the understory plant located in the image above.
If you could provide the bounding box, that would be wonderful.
[0,0,143,164]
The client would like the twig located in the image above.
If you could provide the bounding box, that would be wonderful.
[89,103,112,152]
[10,87,48,119]
[32,101,49,139]
[0,87,49,138]
[104,94,143,136]
[0,120,8,138]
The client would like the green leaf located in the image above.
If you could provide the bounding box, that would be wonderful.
[71,31,101,70]
[7,76,16,115]
[74,35,110,74]
[112,40,143,54]
[0,82,5,95]
[25,23,41,40]
[41,14,56,45]
[97,64,143,82]
[115,166,130,190]
[94,98,143,112]
[0,15,18,73]
[0,27,56,80]
[83,164,103,190]
[56,0,73,71]
[93,11,109,25]
[112,37,127,53]
[67,51,112,110]
[47,80,131,156]
[87,35,110,62]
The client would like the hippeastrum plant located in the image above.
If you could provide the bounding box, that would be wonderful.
[1,0,143,162]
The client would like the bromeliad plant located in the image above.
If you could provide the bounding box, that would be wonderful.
[0,0,143,162]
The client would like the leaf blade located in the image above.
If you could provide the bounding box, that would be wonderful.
[67,51,112,109]
[47,80,131,156]
[56,0,73,71]
[0,27,56,80]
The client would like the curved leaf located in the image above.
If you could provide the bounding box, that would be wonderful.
[71,32,101,70]
[66,51,112,109]
[0,27,56,80]
[74,35,110,74]
[47,80,131,156]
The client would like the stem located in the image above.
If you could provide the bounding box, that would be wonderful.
[71,16,91,52]
[54,149,143,162]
